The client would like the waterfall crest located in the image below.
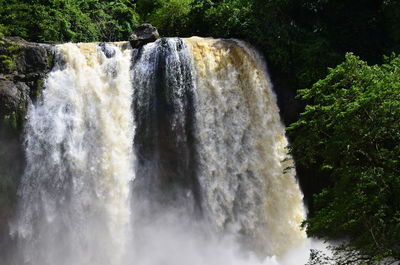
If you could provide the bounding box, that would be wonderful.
[12,37,307,265]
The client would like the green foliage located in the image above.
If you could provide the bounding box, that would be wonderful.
[0,41,21,73]
[137,0,400,92]
[1,0,399,92]
[0,24,7,39]
[138,0,195,36]
[34,79,44,100]
[202,0,253,36]
[0,0,139,42]
[1,101,26,132]
[0,0,399,93]
[2,113,18,132]
[0,57,13,71]
[288,53,400,264]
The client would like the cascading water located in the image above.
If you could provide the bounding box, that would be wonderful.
[12,42,134,265]
[131,38,199,217]
[10,37,310,265]
[185,37,306,255]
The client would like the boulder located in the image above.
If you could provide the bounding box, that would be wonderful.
[16,44,53,74]
[129,24,160,48]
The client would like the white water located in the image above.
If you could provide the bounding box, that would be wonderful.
[10,38,329,265]
[13,42,134,265]
[186,37,306,255]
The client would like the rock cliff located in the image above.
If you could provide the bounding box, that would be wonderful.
[0,37,54,124]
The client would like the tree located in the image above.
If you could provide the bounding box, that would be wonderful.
[146,0,195,36]
[288,53,400,264]
[0,0,139,42]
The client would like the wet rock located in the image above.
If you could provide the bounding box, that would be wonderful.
[0,81,29,115]
[0,37,53,75]
[17,45,52,74]
[98,42,116,58]
[129,24,160,48]
[0,37,54,129]
[0,37,54,110]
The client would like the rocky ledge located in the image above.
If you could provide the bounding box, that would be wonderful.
[0,37,54,129]
[1,24,161,127]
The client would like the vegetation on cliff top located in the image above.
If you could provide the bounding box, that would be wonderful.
[0,0,139,42]
[2,0,399,92]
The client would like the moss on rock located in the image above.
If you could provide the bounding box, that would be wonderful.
[0,36,54,132]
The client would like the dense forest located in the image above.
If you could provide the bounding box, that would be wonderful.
[0,0,399,264]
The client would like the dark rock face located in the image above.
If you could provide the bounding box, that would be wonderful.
[0,37,54,263]
[0,37,54,118]
[0,37,54,265]
[129,23,160,48]
[0,81,29,115]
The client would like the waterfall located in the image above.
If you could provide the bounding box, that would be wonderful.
[131,38,199,217]
[185,37,306,255]
[13,42,134,265]
[11,37,307,265]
